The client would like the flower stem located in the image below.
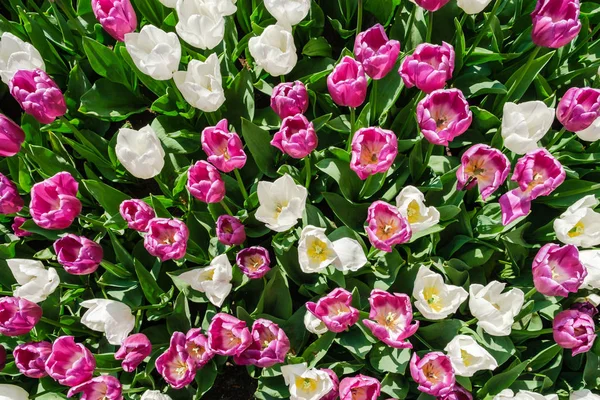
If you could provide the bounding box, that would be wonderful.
[426,11,433,43]
[170,79,186,106]
[233,168,249,201]
[304,156,311,189]
[220,200,234,216]
[59,116,83,137]
[347,107,356,152]
[552,133,578,152]
[356,0,363,38]
[524,287,537,300]
[371,80,378,125]
[40,317,99,336]
[504,46,541,103]
[280,75,286,83]
[464,0,502,60]
[547,127,567,149]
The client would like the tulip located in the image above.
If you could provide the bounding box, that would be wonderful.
[499,149,565,225]
[456,144,510,200]
[417,88,472,146]
[249,24,297,77]
[80,299,135,345]
[271,114,318,159]
[365,201,412,252]
[354,24,400,80]
[236,246,271,279]
[144,218,189,261]
[439,385,474,400]
[201,119,247,172]
[0,114,25,157]
[281,363,334,400]
[444,335,498,377]
[571,391,600,400]
[571,301,598,317]
[554,195,600,248]
[531,0,581,49]
[7,259,60,303]
[468,281,524,336]
[177,254,233,307]
[216,215,246,246]
[553,309,597,356]
[576,117,600,142]
[156,332,196,389]
[114,333,152,372]
[306,288,359,333]
[45,336,96,387]
[176,0,225,50]
[67,375,123,400]
[157,0,177,7]
[141,391,173,400]
[304,311,328,335]
[54,234,104,275]
[411,0,452,11]
[339,375,380,400]
[207,313,252,356]
[116,125,165,180]
[350,127,398,180]
[10,69,66,125]
[0,385,29,400]
[185,329,214,368]
[92,0,137,41]
[580,250,600,290]
[14,341,52,378]
[399,42,454,93]
[234,319,290,368]
[327,56,368,108]
[187,160,226,203]
[124,25,181,80]
[0,173,23,215]
[363,289,419,349]
[457,0,493,14]
[532,243,586,297]
[119,199,155,232]
[322,369,339,400]
[495,389,559,400]
[12,217,32,237]
[0,296,41,336]
[271,81,309,119]
[395,186,440,233]
[501,101,555,154]
[173,54,225,112]
[256,174,307,232]
[264,0,311,26]
[0,32,45,84]
[556,87,600,133]
[410,352,455,397]
[30,172,81,230]
[413,266,469,320]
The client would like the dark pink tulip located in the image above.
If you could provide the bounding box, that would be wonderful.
[532,243,586,297]
[54,234,103,275]
[366,201,412,252]
[201,119,247,172]
[114,333,152,372]
[438,385,473,400]
[0,296,41,336]
[417,88,472,146]
[14,341,52,378]
[9,69,66,124]
[456,144,511,200]
[271,114,318,159]
[30,172,82,230]
[185,328,214,369]
[144,218,189,261]
[156,332,196,389]
[45,336,96,387]
[12,217,32,237]
[531,0,581,49]
[354,24,400,80]
[236,246,271,279]
[410,352,455,397]
[187,160,226,204]
[556,87,600,132]
[234,319,290,368]
[92,0,137,41]
[306,288,359,333]
[327,56,368,108]
[0,113,25,157]
[67,375,123,400]
[571,301,598,317]
[0,173,23,215]
[400,42,455,93]
[339,375,381,400]
[216,215,246,246]
[350,127,398,180]
[322,369,339,400]
[207,313,252,356]
[119,199,155,232]
[553,309,596,356]
[271,81,309,119]
[413,0,451,11]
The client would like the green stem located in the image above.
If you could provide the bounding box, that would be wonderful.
[95,367,123,373]
[280,75,286,83]
[552,133,578,152]
[403,5,417,45]
[40,317,99,336]
[233,168,249,200]
[464,318,478,326]
[206,112,219,126]
[304,156,311,189]
[56,0,87,36]
[170,79,186,106]
[133,304,166,311]
[524,287,537,300]
[347,108,356,152]
[59,116,84,137]
[371,80,378,125]
[0,290,13,296]
[547,127,566,148]
[122,388,148,394]
[220,200,234,216]
[356,0,363,38]
[464,0,502,60]
[426,11,433,43]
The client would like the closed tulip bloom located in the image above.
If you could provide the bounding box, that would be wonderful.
[304,311,328,335]
[185,329,214,368]
[363,289,419,349]
[236,246,271,279]
[328,56,368,108]
[0,114,25,157]
[410,352,455,397]
[571,391,600,400]
[10,69,66,125]
[201,119,246,172]
[444,335,498,377]
[271,81,309,119]
[439,385,474,400]
[306,288,359,333]
[141,391,173,400]
[0,32,45,84]
[0,385,29,400]
[469,281,524,336]
[14,341,52,378]
[216,215,246,246]
[554,195,600,248]
[187,160,226,203]
[413,266,468,320]
[321,369,339,400]
[92,0,136,41]
[417,89,472,146]
[553,309,596,356]
[207,313,252,356]
[156,332,196,389]
[531,0,581,49]
[457,0,493,13]
[350,127,398,180]
[176,0,225,50]
[571,301,598,317]
[116,125,165,179]
[0,296,42,336]
[400,42,455,93]
[30,172,81,230]
[11,217,32,237]
[501,101,555,154]
[256,174,307,232]
[249,24,298,77]
[45,336,96,387]
[456,144,510,200]
[234,319,290,368]
[80,299,135,345]
[178,254,233,307]
[271,114,318,159]
[411,0,452,11]
[119,199,155,232]
[144,218,189,261]
[114,333,152,372]
[264,0,311,26]
[532,243,587,297]
[354,24,400,80]
[339,375,381,400]
[68,375,123,400]
[282,363,334,400]
[174,54,225,112]
[7,259,60,303]
[556,87,600,138]
[124,25,181,80]
[0,173,23,215]
[396,186,440,233]
[366,201,412,252]
[580,250,600,290]
[54,234,103,275]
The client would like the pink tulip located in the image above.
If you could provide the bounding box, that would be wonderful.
[531,0,581,49]
[92,0,137,41]
[236,246,271,279]
[417,88,472,146]
[144,218,189,261]
[400,42,455,93]
[363,289,419,349]
[216,215,246,246]
[339,375,381,400]
[67,375,123,400]
[201,119,247,172]
[14,341,52,378]
[207,313,252,356]
[30,172,82,230]
[45,336,96,387]
[306,288,359,333]
[0,113,25,157]
[499,149,565,225]
[119,199,155,232]
[413,0,451,11]
[234,319,290,368]
[0,297,41,336]
[156,332,196,389]
[409,352,455,397]
[0,173,23,215]
[54,234,103,275]
[271,114,318,159]
[556,87,600,132]
[12,217,32,237]
[456,144,511,200]
[354,24,400,80]
[571,301,598,317]
[350,127,398,180]
[322,369,339,400]
[532,243,587,297]
[271,81,309,119]
[438,385,473,400]
[187,160,226,203]
[366,201,412,252]
[553,309,597,356]
[114,333,152,372]
[9,69,66,124]
[327,56,368,108]
[185,329,214,369]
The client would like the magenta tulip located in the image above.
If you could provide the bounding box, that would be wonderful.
[556,87,600,132]
[114,333,152,372]
[322,369,339,400]
[207,313,252,356]
[366,201,412,252]
[9,69,66,124]
[67,375,123,400]
[0,113,25,157]
[156,332,196,389]
[119,199,155,232]
[456,144,511,200]
[438,385,473,400]
[354,24,400,80]
[234,319,290,368]
[201,119,247,172]
[413,0,452,11]
[0,173,23,215]
[350,127,398,180]
[400,42,455,93]
[532,243,587,297]
[144,218,189,261]
[92,0,137,41]
[531,0,581,49]
[14,341,52,378]
[185,328,214,369]
[271,81,309,120]
[54,234,103,275]
[417,88,472,146]
[236,246,271,279]
[327,56,368,108]
[45,336,96,387]
[306,288,359,333]
[271,114,318,159]
[187,160,226,204]
[216,215,246,246]
[30,172,82,230]
[410,352,455,397]
[553,309,596,356]
[0,297,41,336]
[339,375,381,400]
[12,217,32,237]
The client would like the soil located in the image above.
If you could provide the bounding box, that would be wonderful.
[203,364,258,400]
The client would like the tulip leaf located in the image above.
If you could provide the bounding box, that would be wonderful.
[477,360,529,398]
[370,343,411,374]
[241,118,278,178]
[82,37,131,89]
[82,179,130,223]
[79,79,147,121]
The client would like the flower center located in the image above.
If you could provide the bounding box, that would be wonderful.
[461,349,474,367]
[406,200,421,224]
[296,377,317,392]
[274,201,288,218]
[307,239,331,263]
[423,286,443,312]
[423,362,443,383]
[568,221,585,238]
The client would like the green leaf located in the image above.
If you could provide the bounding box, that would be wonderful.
[82,179,130,222]
[302,37,332,57]
[259,268,293,319]
[167,292,191,334]
[335,325,373,358]
[134,260,165,304]
[301,331,336,367]
[370,343,411,374]
[241,118,277,177]
[82,37,130,88]
[322,192,369,231]
[79,79,147,121]
[477,361,529,398]
[316,158,362,201]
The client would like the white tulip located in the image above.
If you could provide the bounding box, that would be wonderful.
[444,334,498,377]
[141,390,173,400]
[579,250,600,290]
[80,299,135,345]
[575,117,600,142]
[6,259,59,303]
[116,125,165,179]
[0,32,45,84]
[281,363,334,400]
[177,254,232,307]
[501,101,555,155]
[554,195,600,248]
[494,390,558,400]
[0,384,29,400]
[298,226,367,273]
[173,53,226,112]
[264,0,311,26]
[396,186,440,233]
[469,281,524,336]
[176,0,225,50]
[304,310,328,335]
[249,24,297,77]
[158,0,177,8]
[256,174,307,232]
[201,0,237,16]
[456,0,493,14]
[412,266,468,320]
[331,237,367,272]
[571,390,600,400]
[124,25,181,81]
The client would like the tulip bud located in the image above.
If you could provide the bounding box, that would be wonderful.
[30,172,82,230]
[174,54,225,112]
[14,341,52,378]
[501,101,555,154]
[185,329,214,368]
[0,114,25,157]
[327,56,368,108]
[7,259,60,303]
[12,217,32,237]
[201,119,247,172]
[67,375,123,400]
[456,144,510,200]
[271,114,318,159]
[457,0,493,14]
[207,313,252,356]
[0,385,29,400]
[236,246,271,279]
[249,24,297,77]
[533,243,587,297]
[144,218,189,261]
[271,81,309,120]
[176,0,225,50]
[0,296,42,336]
[116,125,165,180]
[400,42,455,93]
[9,69,66,124]
[233,319,290,368]
[553,309,597,356]
[264,0,311,26]
[119,199,156,232]
[306,288,359,333]
[531,0,581,49]
[45,336,96,387]
[187,160,226,203]
[417,88,472,146]
[469,281,524,336]
[124,25,181,81]
[354,24,400,80]
[350,127,398,180]
[571,301,598,317]
[216,215,246,246]
[91,0,137,41]
[80,299,135,346]
[0,32,45,84]
[54,234,103,275]
[0,173,23,215]
[556,87,600,134]
[411,0,452,11]
[439,385,474,400]
[410,352,455,396]
[156,332,196,389]
[115,333,152,372]
[339,375,381,400]
[366,201,411,252]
